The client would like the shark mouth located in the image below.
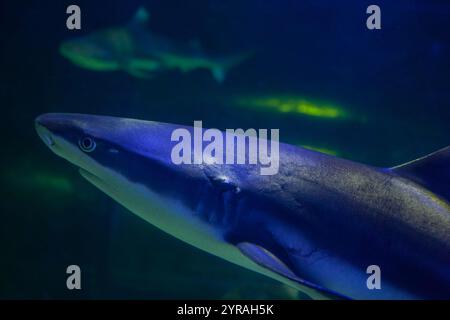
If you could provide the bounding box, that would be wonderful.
[79,168,103,186]
[78,167,122,201]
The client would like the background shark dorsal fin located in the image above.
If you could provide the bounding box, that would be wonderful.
[131,7,150,27]
[390,146,450,202]
[236,242,349,300]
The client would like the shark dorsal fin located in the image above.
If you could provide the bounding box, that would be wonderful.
[131,7,150,27]
[390,146,450,202]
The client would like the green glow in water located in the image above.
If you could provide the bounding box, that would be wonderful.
[4,170,74,194]
[236,95,349,119]
[300,145,339,156]
[31,172,73,193]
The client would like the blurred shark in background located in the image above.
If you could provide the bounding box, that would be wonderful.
[59,7,249,82]
[36,113,450,300]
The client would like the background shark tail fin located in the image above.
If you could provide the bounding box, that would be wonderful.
[211,66,226,83]
[390,146,450,202]
[210,51,254,83]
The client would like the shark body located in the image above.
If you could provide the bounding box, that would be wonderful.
[35,113,450,299]
[59,8,248,82]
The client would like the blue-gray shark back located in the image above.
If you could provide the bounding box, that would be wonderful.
[35,113,450,299]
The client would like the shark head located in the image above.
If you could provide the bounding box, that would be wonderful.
[34,113,249,246]
[59,32,123,71]
[35,113,353,297]
[59,8,152,73]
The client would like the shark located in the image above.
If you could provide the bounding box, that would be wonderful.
[59,7,248,82]
[35,113,450,299]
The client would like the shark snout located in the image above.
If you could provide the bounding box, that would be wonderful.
[35,115,56,148]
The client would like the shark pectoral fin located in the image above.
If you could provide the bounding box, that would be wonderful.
[390,146,450,202]
[236,242,349,300]
[124,58,160,79]
[237,242,297,278]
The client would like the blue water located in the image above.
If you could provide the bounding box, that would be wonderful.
[1,0,449,299]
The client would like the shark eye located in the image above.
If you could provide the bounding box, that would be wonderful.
[78,137,96,153]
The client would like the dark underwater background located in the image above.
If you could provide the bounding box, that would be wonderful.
[1,0,449,299]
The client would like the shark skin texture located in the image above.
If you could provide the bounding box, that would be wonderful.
[35,113,450,300]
